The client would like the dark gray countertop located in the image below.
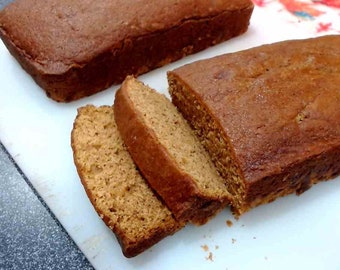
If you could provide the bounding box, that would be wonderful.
[0,1,93,269]
[0,143,93,270]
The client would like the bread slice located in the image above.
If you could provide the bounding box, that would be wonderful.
[168,35,340,215]
[114,76,231,225]
[71,105,183,257]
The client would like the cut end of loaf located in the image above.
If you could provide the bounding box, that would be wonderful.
[71,105,183,257]
[167,73,246,214]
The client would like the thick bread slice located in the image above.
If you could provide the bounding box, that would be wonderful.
[114,76,231,225]
[71,105,183,258]
[168,35,340,216]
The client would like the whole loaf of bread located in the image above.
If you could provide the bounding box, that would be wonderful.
[0,0,253,102]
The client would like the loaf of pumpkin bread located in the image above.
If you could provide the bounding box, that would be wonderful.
[0,0,253,102]
[71,105,183,257]
[168,35,340,215]
[114,77,232,225]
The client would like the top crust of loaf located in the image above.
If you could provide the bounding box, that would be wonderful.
[114,77,231,225]
[71,105,183,257]
[169,35,340,185]
[0,0,253,74]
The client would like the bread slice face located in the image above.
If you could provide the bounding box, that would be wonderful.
[71,105,183,257]
[114,76,231,225]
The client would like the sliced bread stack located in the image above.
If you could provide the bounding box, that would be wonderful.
[114,77,231,225]
[71,77,229,257]
[71,105,184,258]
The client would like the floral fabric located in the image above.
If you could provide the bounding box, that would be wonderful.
[252,0,340,34]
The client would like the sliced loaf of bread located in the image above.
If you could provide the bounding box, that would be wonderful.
[71,105,183,257]
[168,35,340,215]
[114,76,231,225]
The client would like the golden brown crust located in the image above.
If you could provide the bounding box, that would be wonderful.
[0,0,253,102]
[168,35,340,215]
[114,77,230,225]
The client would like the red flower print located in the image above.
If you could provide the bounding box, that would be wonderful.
[316,22,333,32]
[279,0,324,19]
[252,0,268,6]
[312,0,340,8]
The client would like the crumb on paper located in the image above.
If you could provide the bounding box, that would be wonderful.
[241,224,245,227]
[231,238,236,244]
[265,256,268,260]
[201,245,214,261]
[206,252,214,261]
[203,234,212,238]
[91,252,100,260]
[215,245,219,250]
[201,244,209,252]
[226,220,233,227]
[253,236,256,239]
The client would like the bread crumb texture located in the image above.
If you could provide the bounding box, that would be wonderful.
[126,78,229,198]
[226,220,233,227]
[71,105,180,256]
